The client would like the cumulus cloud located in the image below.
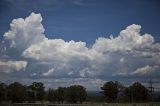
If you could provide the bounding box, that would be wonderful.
[3,12,45,49]
[92,24,154,53]
[23,39,91,61]
[1,12,160,90]
[0,60,27,73]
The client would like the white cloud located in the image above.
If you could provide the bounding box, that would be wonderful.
[131,65,158,75]
[30,73,37,77]
[23,38,91,61]
[43,68,55,76]
[0,60,28,73]
[120,58,124,63]
[3,12,45,49]
[68,71,74,76]
[92,24,154,53]
[80,68,91,77]
[1,13,160,89]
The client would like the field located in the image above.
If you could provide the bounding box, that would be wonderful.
[0,103,160,106]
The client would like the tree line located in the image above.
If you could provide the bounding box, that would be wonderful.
[101,81,150,103]
[0,82,86,103]
[0,81,159,103]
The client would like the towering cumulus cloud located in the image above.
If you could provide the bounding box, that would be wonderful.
[1,13,160,90]
[3,13,45,49]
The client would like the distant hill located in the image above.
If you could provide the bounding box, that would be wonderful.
[87,90,102,96]
[86,91,105,102]
[153,91,160,96]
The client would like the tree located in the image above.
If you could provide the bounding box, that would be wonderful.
[65,85,87,103]
[101,81,120,102]
[55,87,66,103]
[0,83,7,102]
[25,86,35,103]
[7,82,26,103]
[47,88,57,103]
[130,82,149,102]
[77,85,87,103]
[124,87,132,102]
[29,82,45,102]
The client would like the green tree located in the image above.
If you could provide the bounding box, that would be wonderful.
[7,82,26,103]
[25,86,35,103]
[101,81,120,102]
[29,82,45,102]
[130,82,149,102]
[65,85,87,103]
[47,88,57,103]
[124,87,132,102]
[55,87,66,103]
[0,83,7,102]
[77,85,87,103]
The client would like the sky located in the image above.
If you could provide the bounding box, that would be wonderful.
[0,0,160,90]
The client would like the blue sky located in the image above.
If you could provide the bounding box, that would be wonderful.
[0,0,160,90]
[0,0,160,44]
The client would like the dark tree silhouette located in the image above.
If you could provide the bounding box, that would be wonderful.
[29,82,45,102]
[130,82,149,102]
[65,85,87,103]
[0,81,152,103]
[0,83,7,102]
[47,88,57,103]
[101,81,120,102]
[124,87,132,102]
[26,86,35,103]
[7,82,26,103]
[55,87,66,103]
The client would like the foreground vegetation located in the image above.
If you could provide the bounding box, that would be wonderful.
[0,102,160,106]
[0,81,160,104]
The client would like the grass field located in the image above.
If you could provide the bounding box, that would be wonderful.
[0,103,158,106]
